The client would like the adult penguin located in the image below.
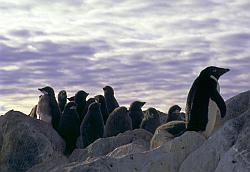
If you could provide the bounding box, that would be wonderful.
[104,106,132,137]
[185,66,230,137]
[80,102,104,148]
[140,107,161,134]
[103,86,119,114]
[58,90,67,113]
[74,90,89,122]
[94,95,109,124]
[128,101,146,129]
[58,102,80,155]
[36,86,61,131]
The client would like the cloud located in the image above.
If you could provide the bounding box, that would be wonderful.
[0,0,249,114]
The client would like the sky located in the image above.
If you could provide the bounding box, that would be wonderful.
[0,0,250,115]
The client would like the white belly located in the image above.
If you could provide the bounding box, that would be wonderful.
[202,84,220,138]
[36,94,52,123]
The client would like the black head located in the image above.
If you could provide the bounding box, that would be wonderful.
[86,97,96,104]
[129,101,146,111]
[75,90,89,103]
[38,86,55,96]
[58,90,67,100]
[88,102,101,112]
[168,105,181,115]
[67,96,75,102]
[200,66,230,79]
[147,107,158,115]
[94,95,105,103]
[117,106,128,114]
[103,86,115,95]
[146,107,159,118]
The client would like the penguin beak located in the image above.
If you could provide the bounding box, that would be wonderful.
[67,96,75,101]
[141,102,146,106]
[220,68,230,75]
[224,68,230,73]
[38,88,47,94]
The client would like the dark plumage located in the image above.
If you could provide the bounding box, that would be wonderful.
[104,106,132,137]
[186,66,229,132]
[103,86,119,114]
[58,90,67,113]
[166,105,182,123]
[74,90,89,122]
[58,102,80,155]
[37,86,61,131]
[140,108,160,134]
[128,101,145,129]
[80,102,104,148]
[94,95,109,124]
[83,97,96,118]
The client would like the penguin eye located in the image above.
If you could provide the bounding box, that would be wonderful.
[212,69,217,73]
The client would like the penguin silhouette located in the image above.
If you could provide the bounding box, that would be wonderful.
[83,97,96,119]
[36,86,61,131]
[128,101,146,129]
[58,102,80,155]
[95,95,109,124]
[58,90,67,113]
[80,102,104,148]
[103,86,119,114]
[186,66,230,137]
[74,90,89,122]
[140,107,160,134]
[166,105,183,123]
[104,106,132,137]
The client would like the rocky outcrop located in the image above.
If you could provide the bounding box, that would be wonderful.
[0,110,65,172]
[69,129,152,162]
[27,154,68,172]
[36,131,205,172]
[214,90,250,132]
[179,108,250,172]
[107,139,149,158]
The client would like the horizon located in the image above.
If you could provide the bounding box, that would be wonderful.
[0,0,250,115]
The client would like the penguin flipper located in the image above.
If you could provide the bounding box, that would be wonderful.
[210,90,226,118]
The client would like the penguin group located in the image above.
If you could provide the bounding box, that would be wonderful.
[29,66,230,155]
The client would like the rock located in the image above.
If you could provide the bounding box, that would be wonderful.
[48,131,205,172]
[214,110,250,172]
[27,154,68,172]
[214,90,250,132]
[107,139,148,158]
[179,108,250,172]
[0,110,65,172]
[150,121,186,149]
[69,129,152,162]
